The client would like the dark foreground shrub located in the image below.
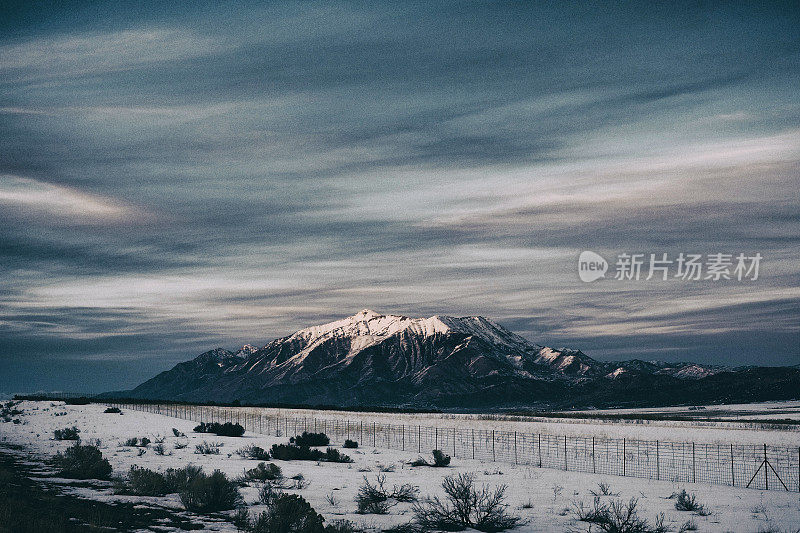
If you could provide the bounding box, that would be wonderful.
[290,431,330,447]
[413,473,519,532]
[104,407,121,414]
[164,464,203,493]
[179,469,242,513]
[193,421,245,437]
[53,426,80,440]
[122,465,168,496]
[410,449,450,467]
[52,442,113,480]
[343,439,358,449]
[251,494,325,533]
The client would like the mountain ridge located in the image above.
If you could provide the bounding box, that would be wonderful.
[109,310,800,409]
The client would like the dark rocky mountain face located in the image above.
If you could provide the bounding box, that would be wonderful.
[115,310,800,409]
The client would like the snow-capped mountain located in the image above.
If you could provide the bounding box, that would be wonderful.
[114,310,800,408]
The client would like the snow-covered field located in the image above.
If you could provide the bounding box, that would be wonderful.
[1,401,799,532]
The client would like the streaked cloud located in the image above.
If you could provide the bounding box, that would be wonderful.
[0,1,798,392]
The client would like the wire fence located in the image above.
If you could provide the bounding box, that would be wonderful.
[108,401,800,492]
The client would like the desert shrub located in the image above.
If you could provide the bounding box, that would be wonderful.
[51,442,113,480]
[258,482,284,505]
[164,464,204,493]
[153,443,170,456]
[237,444,270,461]
[250,494,325,533]
[194,421,245,437]
[195,441,223,455]
[174,441,189,449]
[343,439,358,449]
[674,490,705,513]
[53,426,80,440]
[572,497,669,533]
[412,473,519,532]
[323,447,353,463]
[356,474,419,514]
[179,469,242,512]
[173,428,185,437]
[123,436,150,447]
[269,443,352,463]
[410,449,450,467]
[123,465,168,496]
[591,482,619,497]
[104,407,121,414]
[291,431,330,447]
[324,520,357,533]
[679,519,698,532]
[243,462,283,482]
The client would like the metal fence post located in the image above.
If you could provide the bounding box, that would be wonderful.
[692,442,696,484]
[538,434,542,467]
[492,430,496,462]
[472,429,475,460]
[656,440,659,480]
[592,437,596,474]
[623,439,626,477]
[731,444,735,486]
[564,435,568,471]
[764,444,768,490]
[514,432,517,465]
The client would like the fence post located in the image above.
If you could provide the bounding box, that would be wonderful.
[435,427,438,450]
[492,430,496,462]
[623,439,627,477]
[564,435,568,471]
[472,429,475,460]
[538,434,542,467]
[764,444,768,491]
[514,432,517,465]
[453,428,457,458]
[692,442,696,484]
[402,425,405,451]
[731,444,735,486]
[418,426,421,453]
[592,437,596,474]
[373,422,376,447]
[656,440,659,480]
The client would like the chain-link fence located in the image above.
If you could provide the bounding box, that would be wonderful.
[109,402,800,492]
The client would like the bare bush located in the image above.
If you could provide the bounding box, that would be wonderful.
[412,473,520,532]
[195,441,223,455]
[571,497,669,533]
[356,474,420,514]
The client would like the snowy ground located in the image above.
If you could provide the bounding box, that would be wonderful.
[1,401,799,532]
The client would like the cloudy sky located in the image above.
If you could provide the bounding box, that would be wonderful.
[1,1,798,393]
